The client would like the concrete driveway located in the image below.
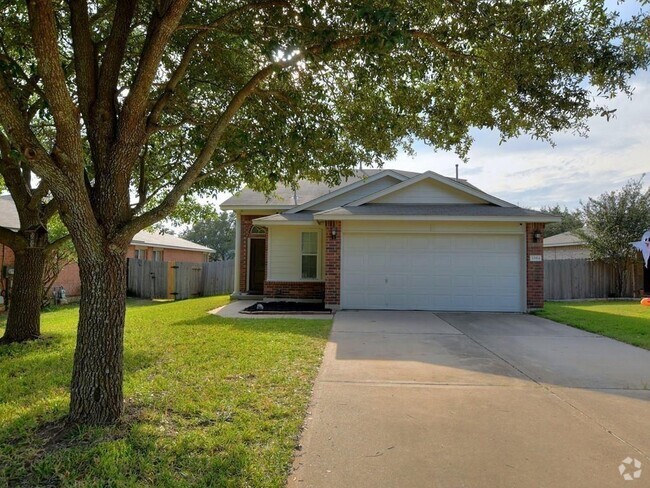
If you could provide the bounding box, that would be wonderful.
[288,311,650,488]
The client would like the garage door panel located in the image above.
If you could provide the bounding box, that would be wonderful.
[342,232,523,312]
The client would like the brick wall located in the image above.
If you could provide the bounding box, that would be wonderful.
[526,223,545,310]
[263,280,325,300]
[52,262,81,296]
[127,245,208,263]
[238,215,267,292]
[324,221,341,306]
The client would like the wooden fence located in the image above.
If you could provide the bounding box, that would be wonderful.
[544,259,643,300]
[127,259,234,300]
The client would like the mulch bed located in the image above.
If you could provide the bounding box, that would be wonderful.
[241,301,332,315]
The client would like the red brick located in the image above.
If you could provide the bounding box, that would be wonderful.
[526,223,545,310]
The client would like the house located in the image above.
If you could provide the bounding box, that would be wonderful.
[0,194,213,297]
[543,231,590,260]
[221,169,560,312]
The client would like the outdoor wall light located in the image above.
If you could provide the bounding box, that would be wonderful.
[331,228,337,239]
[533,230,542,242]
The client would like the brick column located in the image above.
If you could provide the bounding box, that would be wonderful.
[324,221,341,308]
[526,223,545,310]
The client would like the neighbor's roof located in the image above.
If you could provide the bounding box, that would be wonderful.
[543,231,586,248]
[220,169,421,209]
[313,204,560,223]
[0,194,213,253]
[0,194,21,231]
[131,230,214,253]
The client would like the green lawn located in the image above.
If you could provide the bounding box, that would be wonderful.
[537,300,650,350]
[0,297,332,487]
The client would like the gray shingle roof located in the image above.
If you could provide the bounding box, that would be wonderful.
[132,231,214,253]
[0,194,21,230]
[0,194,213,252]
[220,169,420,208]
[314,204,560,221]
[543,231,585,247]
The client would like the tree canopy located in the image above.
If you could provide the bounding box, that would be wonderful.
[182,211,235,261]
[1,0,648,424]
[579,177,650,295]
[540,204,583,238]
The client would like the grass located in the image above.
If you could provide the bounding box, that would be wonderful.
[536,300,650,350]
[0,297,332,487]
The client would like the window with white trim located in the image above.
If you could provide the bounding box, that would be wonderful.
[152,250,163,261]
[301,232,318,279]
[135,249,147,260]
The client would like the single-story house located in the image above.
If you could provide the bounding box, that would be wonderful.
[0,194,213,297]
[543,231,590,260]
[221,169,560,312]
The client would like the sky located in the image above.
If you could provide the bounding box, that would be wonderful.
[216,69,650,212]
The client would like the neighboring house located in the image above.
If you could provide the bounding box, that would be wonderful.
[221,169,560,312]
[0,194,213,297]
[543,231,590,260]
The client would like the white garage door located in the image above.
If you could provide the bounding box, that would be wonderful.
[341,233,524,312]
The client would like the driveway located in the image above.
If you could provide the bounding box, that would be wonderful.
[288,311,650,488]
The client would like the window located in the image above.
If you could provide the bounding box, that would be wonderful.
[301,232,318,279]
[152,250,163,261]
[135,249,147,260]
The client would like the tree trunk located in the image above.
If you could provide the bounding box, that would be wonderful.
[1,246,47,343]
[69,245,127,425]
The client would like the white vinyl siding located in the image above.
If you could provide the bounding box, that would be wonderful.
[341,226,524,312]
[267,226,324,281]
[372,179,485,205]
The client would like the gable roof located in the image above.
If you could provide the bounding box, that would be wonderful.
[0,194,213,253]
[346,171,515,208]
[285,169,409,214]
[220,169,420,210]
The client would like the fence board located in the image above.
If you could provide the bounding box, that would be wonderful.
[544,259,643,300]
[127,258,234,300]
[127,259,169,299]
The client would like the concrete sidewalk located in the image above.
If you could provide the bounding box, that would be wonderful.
[288,311,650,488]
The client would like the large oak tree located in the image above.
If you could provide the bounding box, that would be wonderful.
[0,0,647,424]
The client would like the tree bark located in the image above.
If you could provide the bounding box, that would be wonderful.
[69,244,127,425]
[1,246,47,343]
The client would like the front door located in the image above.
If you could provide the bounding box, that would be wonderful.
[248,238,265,293]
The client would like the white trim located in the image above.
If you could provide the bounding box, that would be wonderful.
[300,230,321,280]
[285,170,408,214]
[543,242,585,248]
[252,218,318,227]
[316,214,561,223]
[346,171,515,207]
[129,242,214,252]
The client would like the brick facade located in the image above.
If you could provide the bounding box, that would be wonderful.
[263,280,325,300]
[526,223,545,310]
[324,221,341,307]
[238,215,267,293]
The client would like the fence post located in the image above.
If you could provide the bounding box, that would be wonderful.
[167,261,176,299]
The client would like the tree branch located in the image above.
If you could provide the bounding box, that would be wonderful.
[68,0,98,126]
[148,0,291,131]
[123,35,364,237]
[0,226,23,250]
[26,0,84,166]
